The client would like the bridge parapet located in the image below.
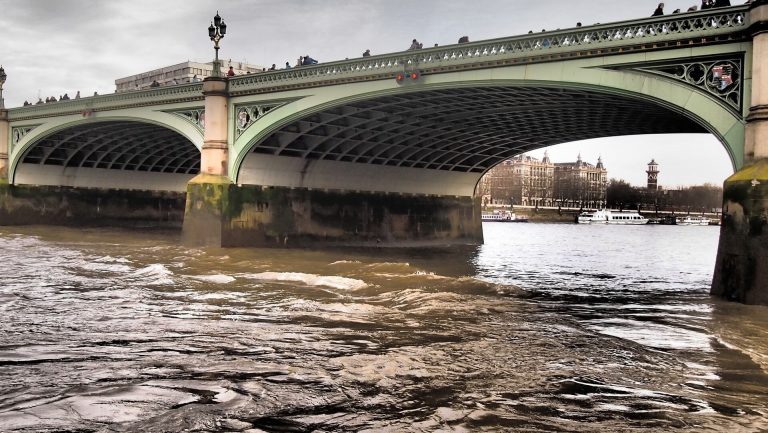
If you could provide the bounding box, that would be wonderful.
[4,6,750,119]
[229,5,750,96]
[7,83,203,121]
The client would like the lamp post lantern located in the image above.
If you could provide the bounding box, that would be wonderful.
[207,12,227,78]
[0,66,7,109]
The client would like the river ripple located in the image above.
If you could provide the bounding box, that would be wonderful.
[0,224,766,432]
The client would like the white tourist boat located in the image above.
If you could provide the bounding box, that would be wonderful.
[482,211,529,223]
[577,209,648,225]
[676,215,711,226]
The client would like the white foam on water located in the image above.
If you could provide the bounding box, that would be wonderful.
[187,274,236,284]
[329,260,362,265]
[587,318,713,351]
[364,262,411,272]
[240,272,368,290]
[128,264,175,285]
[79,261,134,273]
[93,255,132,264]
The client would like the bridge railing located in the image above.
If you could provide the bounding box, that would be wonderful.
[228,5,749,95]
[7,83,203,121]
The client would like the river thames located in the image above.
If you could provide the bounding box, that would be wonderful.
[0,223,767,432]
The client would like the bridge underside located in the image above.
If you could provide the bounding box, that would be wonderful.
[15,121,199,191]
[254,86,706,172]
[240,86,707,195]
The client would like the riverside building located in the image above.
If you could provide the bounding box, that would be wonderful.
[479,153,607,209]
[553,154,608,209]
[478,153,555,207]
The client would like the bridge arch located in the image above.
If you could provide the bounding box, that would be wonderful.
[231,62,744,197]
[10,116,203,192]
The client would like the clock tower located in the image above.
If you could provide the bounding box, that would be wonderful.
[646,159,659,190]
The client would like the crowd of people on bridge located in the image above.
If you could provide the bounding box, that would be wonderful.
[22,90,95,106]
[651,0,757,15]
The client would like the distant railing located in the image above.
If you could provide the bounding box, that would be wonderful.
[8,83,203,121]
[8,5,750,118]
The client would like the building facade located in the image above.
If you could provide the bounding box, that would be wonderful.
[478,153,555,207]
[115,60,265,92]
[479,153,607,209]
[553,155,608,209]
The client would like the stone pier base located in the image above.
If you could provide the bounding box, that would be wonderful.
[182,179,483,248]
[0,184,186,227]
[712,159,768,304]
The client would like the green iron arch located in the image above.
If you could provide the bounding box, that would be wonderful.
[231,70,744,195]
[10,118,202,190]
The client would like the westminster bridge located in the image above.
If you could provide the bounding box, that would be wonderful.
[1,3,767,303]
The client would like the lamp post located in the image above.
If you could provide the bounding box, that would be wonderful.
[0,66,7,109]
[207,12,227,78]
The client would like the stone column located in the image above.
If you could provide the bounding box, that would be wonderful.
[745,1,768,162]
[201,77,229,176]
[181,76,234,246]
[711,0,768,304]
[0,109,8,181]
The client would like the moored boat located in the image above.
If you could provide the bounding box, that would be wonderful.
[482,211,529,223]
[576,209,648,225]
[647,215,677,225]
[605,210,649,225]
[676,215,711,226]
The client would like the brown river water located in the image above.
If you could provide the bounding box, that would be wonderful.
[0,223,767,432]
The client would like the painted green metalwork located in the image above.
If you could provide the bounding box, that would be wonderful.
[230,46,747,185]
[612,56,745,115]
[11,125,40,146]
[167,108,206,133]
[227,5,750,96]
[234,100,294,138]
[7,83,204,122]
[6,5,750,122]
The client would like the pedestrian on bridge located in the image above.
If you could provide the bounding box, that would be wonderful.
[652,2,665,15]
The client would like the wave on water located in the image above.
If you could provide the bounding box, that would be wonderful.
[363,262,412,272]
[186,275,237,284]
[126,264,175,286]
[240,272,368,291]
[93,255,132,264]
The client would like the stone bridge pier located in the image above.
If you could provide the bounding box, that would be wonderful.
[712,0,768,304]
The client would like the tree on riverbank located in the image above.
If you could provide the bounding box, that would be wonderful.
[607,179,722,212]
[606,179,642,209]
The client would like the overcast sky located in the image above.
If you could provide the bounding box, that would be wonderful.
[0,0,736,187]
